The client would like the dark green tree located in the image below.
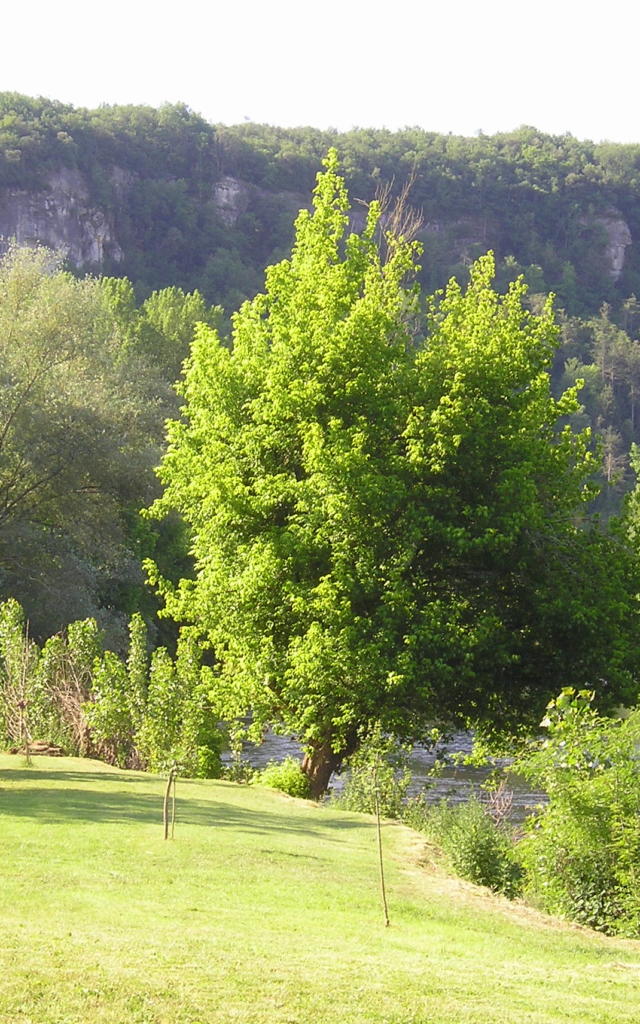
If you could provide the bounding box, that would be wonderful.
[0,244,170,640]
[147,155,639,796]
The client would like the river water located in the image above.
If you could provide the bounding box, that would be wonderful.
[234,730,544,823]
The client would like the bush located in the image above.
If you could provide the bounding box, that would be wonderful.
[259,757,311,798]
[515,689,640,935]
[222,748,258,784]
[0,599,223,777]
[86,650,137,767]
[405,793,523,897]
[0,598,39,747]
[334,727,412,818]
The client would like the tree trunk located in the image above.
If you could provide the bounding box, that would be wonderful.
[301,731,359,799]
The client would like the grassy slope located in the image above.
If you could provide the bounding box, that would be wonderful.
[0,755,638,1024]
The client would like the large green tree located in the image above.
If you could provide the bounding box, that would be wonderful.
[0,245,171,640]
[148,154,640,796]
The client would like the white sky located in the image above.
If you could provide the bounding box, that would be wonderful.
[3,0,639,143]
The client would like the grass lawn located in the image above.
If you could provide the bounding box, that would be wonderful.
[0,754,639,1024]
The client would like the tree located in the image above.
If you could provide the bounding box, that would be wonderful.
[515,688,640,935]
[136,287,223,383]
[147,153,640,797]
[100,277,223,384]
[0,244,170,639]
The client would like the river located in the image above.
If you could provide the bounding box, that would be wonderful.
[232,730,544,823]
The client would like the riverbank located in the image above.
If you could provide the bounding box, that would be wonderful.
[0,754,638,1023]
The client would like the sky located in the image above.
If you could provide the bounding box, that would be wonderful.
[4,0,640,143]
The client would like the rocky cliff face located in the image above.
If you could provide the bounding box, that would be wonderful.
[211,176,252,226]
[0,168,124,267]
[211,175,308,227]
[210,178,500,271]
[594,212,632,281]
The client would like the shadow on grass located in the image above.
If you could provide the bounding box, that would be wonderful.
[2,768,150,785]
[0,768,363,840]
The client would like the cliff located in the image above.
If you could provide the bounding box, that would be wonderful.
[2,168,631,292]
[0,168,124,267]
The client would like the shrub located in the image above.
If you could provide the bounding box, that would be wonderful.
[42,618,104,754]
[405,793,523,897]
[86,650,137,767]
[222,748,257,784]
[136,637,222,778]
[0,600,102,756]
[259,757,311,798]
[515,688,640,935]
[0,598,41,748]
[334,727,412,818]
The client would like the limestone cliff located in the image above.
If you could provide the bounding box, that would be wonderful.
[211,175,308,227]
[210,177,500,272]
[211,176,252,226]
[0,168,124,267]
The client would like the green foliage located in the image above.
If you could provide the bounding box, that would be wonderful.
[137,287,223,382]
[86,618,222,777]
[0,598,105,755]
[125,612,148,731]
[555,308,640,514]
[258,757,311,799]
[146,151,425,793]
[87,652,136,767]
[515,689,640,935]
[222,751,258,784]
[100,277,223,384]
[0,598,39,746]
[0,244,172,639]
[335,728,412,819]
[35,617,103,753]
[406,794,523,897]
[0,243,223,640]
[135,636,219,776]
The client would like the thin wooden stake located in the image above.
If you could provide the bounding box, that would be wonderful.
[163,765,177,839]
[374,766,390,927]
[171,771,177,839]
